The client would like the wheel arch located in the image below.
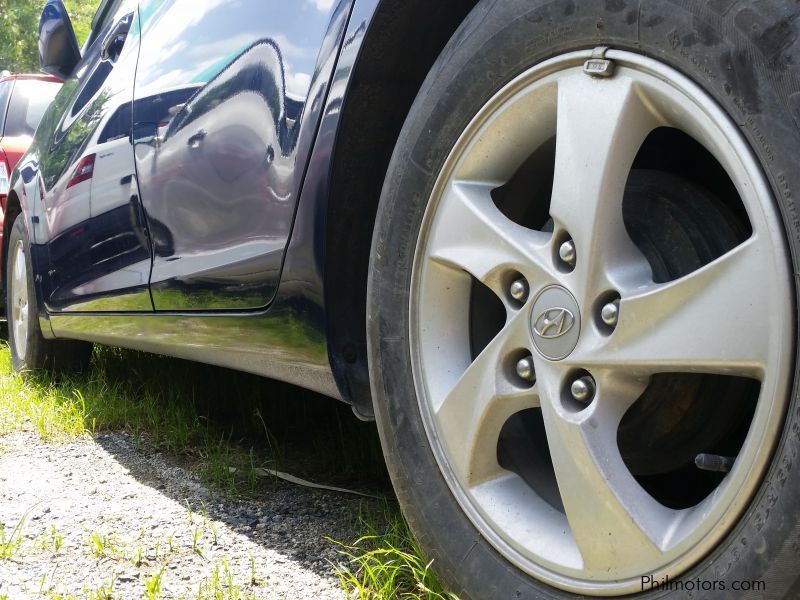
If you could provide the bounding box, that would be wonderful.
[325,0,480,419]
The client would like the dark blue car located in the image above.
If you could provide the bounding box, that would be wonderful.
[6,0,800,597]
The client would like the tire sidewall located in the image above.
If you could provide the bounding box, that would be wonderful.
[367,1,800,598]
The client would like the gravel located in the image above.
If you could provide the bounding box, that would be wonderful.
[0,431,379,598]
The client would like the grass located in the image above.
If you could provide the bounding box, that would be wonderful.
[0,339,387,492]
[87,530,119,559]
[39,524,64,555]
[0,352,86,441]
[83,579,115,600]
[0,514,26,560]
[143,567,166,600]
[329,507,458,600]
[195,559,256,600]
[0,334,457,599]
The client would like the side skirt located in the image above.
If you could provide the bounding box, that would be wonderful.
[49,305,341,400]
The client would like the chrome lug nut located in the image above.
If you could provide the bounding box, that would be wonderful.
[559,240,576,267]
[509,278,529,303]
[601,299,620,327]
[570,376,595,403]
[515,356,536,384]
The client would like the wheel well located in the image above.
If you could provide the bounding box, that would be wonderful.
[325,0,480,419]
[2,190,21,291]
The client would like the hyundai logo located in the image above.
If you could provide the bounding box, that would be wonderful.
[533,308,575,339]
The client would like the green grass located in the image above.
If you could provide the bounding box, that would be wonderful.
[87,531,119,559]
[0,338,387,491]
[0,350,86,441]
[0,334,458,599]
[195,559,256,600]
[143,567,166,600]
[0,514,26,560]
[39,524,63,555]
[83,579,115,600]
[329,507,459,600]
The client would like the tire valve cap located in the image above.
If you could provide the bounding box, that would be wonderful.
[695,453,735,473]
[570,376,595,403]
[559,240,576,268]
[515,356,536,384]
[509,278,529,303]
[601,299,620,327]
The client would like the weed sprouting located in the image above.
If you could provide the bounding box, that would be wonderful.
[0,512,29,560]
[329,507,459,600]
[39,524,63,555]
[88,531,118,559]
[83,577,115,600]
[196,558,255,600]
[192,525,205,558]
[143,567,165,600]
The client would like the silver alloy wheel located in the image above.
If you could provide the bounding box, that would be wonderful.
[11,239,29,360]
[410,50,794,595]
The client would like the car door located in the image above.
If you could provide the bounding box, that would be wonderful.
[36,0,153,312]
[132,0,352,310]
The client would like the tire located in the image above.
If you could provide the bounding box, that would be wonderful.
[368,1,800,598]
[6,215,92,373]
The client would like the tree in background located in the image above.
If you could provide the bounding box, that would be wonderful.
[0,0,99,73]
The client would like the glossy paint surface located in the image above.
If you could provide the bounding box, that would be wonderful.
[133,0,351,311]
[0,75,62,283]
[0,76,63,172]
[12,0,377,397]
[32,0,153,312]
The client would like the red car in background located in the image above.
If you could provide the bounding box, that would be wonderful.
[0,74,61,259]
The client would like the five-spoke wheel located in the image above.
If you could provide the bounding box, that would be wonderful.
[409,51,792,593]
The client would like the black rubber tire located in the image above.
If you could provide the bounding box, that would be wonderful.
[6,215,92,374]
[367,1,800,598]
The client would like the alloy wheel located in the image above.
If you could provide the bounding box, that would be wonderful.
[11,239,29,360]
[410,50,793,595]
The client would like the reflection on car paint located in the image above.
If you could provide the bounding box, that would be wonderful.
[133,0,350,310]
[12,0,380,399]
[34,2,153,312]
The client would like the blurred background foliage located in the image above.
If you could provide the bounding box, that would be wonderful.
[0,0,100,73]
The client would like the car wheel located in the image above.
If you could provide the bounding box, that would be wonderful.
[6,215,92,373]
[368,1,800,597]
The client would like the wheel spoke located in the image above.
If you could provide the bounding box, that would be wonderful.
[11,242,29,359]
[537,367,675,574]
[573,238,772,378]
[435,309,538,485]
[428,181,553,300]
[549,72,659,298]
[14,247,25,284]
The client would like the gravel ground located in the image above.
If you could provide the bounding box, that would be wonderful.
[0,431,379,599]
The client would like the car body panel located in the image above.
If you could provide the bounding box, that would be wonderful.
[30,1,153,312]
[1,136,36,176]
[132,0,352,311]
[10,0,381,399]
[0,77,63,161]
[0,75,62,283]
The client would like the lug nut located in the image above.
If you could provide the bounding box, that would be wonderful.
[559,240,576,267]
[601,299,620,327]
[515,356,536,384]
[570,375,595,403]
[509,278,529,303]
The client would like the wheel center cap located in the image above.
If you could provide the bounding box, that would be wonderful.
[530,285,581,360]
